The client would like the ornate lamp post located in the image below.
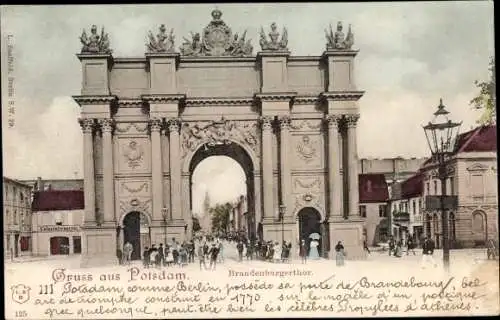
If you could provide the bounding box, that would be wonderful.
[161,207,169,246]
[423,99,461,271]
[279,204,286,244]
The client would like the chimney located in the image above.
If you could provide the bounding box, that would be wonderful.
[36,177,43,191]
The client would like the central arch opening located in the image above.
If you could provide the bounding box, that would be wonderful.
[189,142,255,240]
[123,211,149,260]
[298,207,322,257]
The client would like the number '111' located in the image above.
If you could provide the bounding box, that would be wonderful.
[39,284,54,295]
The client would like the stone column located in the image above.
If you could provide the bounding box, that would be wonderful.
[325,114,343,220]
[260,116,274,220]
[79,118,96,224]
[168,118,182,221]
[278,116,291,217]
[150,118,164,222]
[346,114,360,218]
[99,118,115,224]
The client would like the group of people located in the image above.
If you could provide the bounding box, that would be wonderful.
[388,235,419,258]
[142,239,196,268]
[236,240,292,263]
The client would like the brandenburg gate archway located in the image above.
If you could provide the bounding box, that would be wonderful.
[73,10,366,266]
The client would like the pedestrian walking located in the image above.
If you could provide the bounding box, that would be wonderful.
[209,243,219,270]
[388,236,395,256]
[149,244,158,266]
[156,244,163,267]
[273,242,281,263]
[335,241,345,266]
[299,239,307,264]
[407,237,416,255]
[198,245,207,270]
[421,236,437,268]
[237,241,244,262]
[218,240,224,263]
[142,246,150,268]
[123,242,133,265]
[165,246,174,267]
[394,240,403,258]
[172,241,179,265]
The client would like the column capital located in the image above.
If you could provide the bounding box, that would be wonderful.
[259,116,274,130]
[98,118,115,133]
[149,117,163,133]
[278,115,291,130]
[345,114,360,128]
[79,118,95,133]
[325,114,342,128]
[167,118,181,133]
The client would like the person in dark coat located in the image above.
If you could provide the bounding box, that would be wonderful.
[299,239,307,264]
[421,236,437,268]
[116,248,123,265]
[407,237,416,255]
[237,241,244,262]
[142,246,149,268]
[388,236,396,256]
[157,244,164,267]
[208,243,219,270]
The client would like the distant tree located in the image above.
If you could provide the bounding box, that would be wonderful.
[470,57,496,125]
[210,202,233,234]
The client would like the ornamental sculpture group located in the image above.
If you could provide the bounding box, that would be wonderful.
[79,9,355,55]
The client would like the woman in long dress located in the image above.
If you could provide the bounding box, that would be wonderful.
[335,241,345,266]
[273,242,282,263]
[308,239,320,260]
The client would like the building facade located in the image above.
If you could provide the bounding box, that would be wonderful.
[422,125,497,249]
[31,190,84,256]
[359,157,427,186]
[74,10,367,266]
[3,177,33,259]
[358,174,389,245]
[389,173,425,246]
[20,177,84,192]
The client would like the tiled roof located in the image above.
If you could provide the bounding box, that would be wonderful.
[456,125,497,153]
[401,173,424,198]
[32,190,84,212]
[359,174,389,203]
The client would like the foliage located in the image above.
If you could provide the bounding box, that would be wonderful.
[470,57,496,125]
[192,216,201,233]
[210,202,233,234]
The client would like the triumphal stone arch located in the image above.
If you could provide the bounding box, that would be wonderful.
[74,10,366,266]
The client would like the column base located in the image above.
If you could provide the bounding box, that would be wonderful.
[81,226,118,268]
[329,221,366,260]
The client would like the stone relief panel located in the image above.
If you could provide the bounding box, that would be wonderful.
[180,118,259,159]
[116,138,151,173]
[291,176,326,221]
[292,134,323,169]
[116,179,153,221]
[114,122,149,135]
[290,119,322,132]
[118,180,151,198]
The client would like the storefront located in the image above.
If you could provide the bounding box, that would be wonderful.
[34,225,82,256]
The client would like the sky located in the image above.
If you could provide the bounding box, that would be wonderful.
[1,3,494,213]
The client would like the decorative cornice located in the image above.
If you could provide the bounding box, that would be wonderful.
[142,94,186,103]
[320,91,364,101]
[294,96,320,105]
[72,95,117,106]
[118,99,143,107]
[76,53,114,62]
[255,92,297,102]
[322,50,359,57]
[185,97,255,106]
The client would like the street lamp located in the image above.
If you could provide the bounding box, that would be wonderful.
[161,207,169,246]
[423,98,462,271]
[279,204,286,244]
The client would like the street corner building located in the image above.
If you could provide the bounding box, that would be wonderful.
[31,190,84,256]
[390,125,498,249]
[3,177,32,259]
[73,10,368,267]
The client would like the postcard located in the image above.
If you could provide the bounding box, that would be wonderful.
[2,3,498,319]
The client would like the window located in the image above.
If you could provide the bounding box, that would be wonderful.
[13,210,18,225]
[470,174,484,197]
[399,203,403,211]
[412,200,416,215]
[359,205,367,218]
[55,211,63,226]
[378,204,387,218]
[433,181,438,195]
[20,236,30,251]
[426,182,430,195]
